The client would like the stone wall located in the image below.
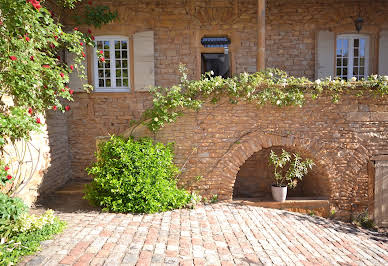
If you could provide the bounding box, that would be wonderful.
[1,111,71,206]
[62,0,388,220]
[123,94,388,220]
[68,0,388,84]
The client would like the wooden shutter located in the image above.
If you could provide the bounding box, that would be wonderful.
[315,31,335,79]
[378,30,388,75]
[65,49,88,92]
[133,31,155,91]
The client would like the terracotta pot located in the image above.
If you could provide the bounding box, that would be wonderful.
[271,185,287,202]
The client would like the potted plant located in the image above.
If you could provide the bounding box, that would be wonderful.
[268,149,314,202]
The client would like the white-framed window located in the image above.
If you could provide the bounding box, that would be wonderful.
[94,36,130,92]
[336,34,369,80]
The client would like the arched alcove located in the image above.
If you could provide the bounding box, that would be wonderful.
[233,146,330,200]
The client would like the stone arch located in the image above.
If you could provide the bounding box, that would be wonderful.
[211,131,336,201]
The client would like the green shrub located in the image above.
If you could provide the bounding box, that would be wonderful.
[85,136,192,213]
[0,217,65,265]
[0,193,27,221]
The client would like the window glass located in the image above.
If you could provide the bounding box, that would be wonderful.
[335,35,368,80]
[94,37,130,90]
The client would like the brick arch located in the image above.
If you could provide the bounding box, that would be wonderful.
[211,131,335,200]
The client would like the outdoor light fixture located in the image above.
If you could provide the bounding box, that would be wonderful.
[355,17,364,33]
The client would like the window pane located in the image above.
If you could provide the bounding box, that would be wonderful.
[123,79,128,87]
[98,70,104,77]
[104,41,109,49]
[336,68,341,76]
[99,79,104,87]
[122,51,127,58]
[353,67,358,76]
[354,48,359,57]
[121,41,127,49]
[97,41,103,49]
[343,58,348,66]
[360,67,364,76]
[105,62,110,68]
[116,79,122,87]
[104,51,110,59]
[106,79,111,87]
[116,69,121,77]
[116,60,121,68]
[105,70,110,78]
[354,38,359,47]
[343,68,347,76]
[123,69,128,77]
[360,39,366,56]
[115,51,121,59]
[115,41,120,50]
[354,59,358,66]
[122,60,128,68]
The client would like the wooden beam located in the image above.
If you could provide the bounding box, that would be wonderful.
[257,0,265,71]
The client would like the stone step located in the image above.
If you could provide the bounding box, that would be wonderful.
[234,197,330,217]
[54,180,90,195]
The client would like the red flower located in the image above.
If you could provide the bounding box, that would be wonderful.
[9,56,17,61]
[4,166,9,171]
[54,35,58,41]
[70,65,74,71]
[88,1,92,5]
[25,35,30,42]
[69,89,74,95]
[27,0,41,11]
[50,43,55,49]
[99,50,103,55]
[60,73,64,78]
[57,55,61,60]
[42,64,50,68]
[82,52,86,58]
[49,10,54,17]
[80,42,84,46]
[100,57,105,62]
[30,56,34,61]
[74,27,79,31]
[6,175,12,180]
[88,29,92,34]
[28,107,33,114]
[61,88,65,92]
[52,105,57,111]
[91,36,95,41]
[36,117,41,124]
[65,105,71,111]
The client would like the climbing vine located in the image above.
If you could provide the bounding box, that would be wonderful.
[135,65,388,132]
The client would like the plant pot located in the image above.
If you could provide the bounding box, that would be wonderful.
[271,185,287,202]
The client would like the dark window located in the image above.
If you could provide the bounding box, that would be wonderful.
[201,53,230,78]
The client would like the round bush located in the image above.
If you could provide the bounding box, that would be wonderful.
[84,136,191,213]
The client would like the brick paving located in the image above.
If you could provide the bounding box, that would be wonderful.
[21,203,388,265]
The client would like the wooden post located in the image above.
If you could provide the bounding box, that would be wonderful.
[257,0,265,71]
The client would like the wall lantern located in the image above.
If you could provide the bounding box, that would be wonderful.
[354,17,364,33]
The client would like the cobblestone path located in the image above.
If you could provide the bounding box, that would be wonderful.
[21,203,388,265]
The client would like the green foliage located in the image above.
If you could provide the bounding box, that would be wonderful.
[352,210,376,230]
[0,0,93,149]
[0,193,27,221]
[210,194,218,204]
[84,136,192,213]
[269,149,314,188]
[0,217,65,265]
[135,65,388,132]
[0,193,65,265]
[72,1,118,28]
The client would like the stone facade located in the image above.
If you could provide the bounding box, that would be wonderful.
[123,95,388,220]
[58,0,388,220]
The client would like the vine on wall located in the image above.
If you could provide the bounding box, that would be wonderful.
[133,65,388,133]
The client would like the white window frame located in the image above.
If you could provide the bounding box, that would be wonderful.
[93,36,131,92]
[336,34,369,80]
